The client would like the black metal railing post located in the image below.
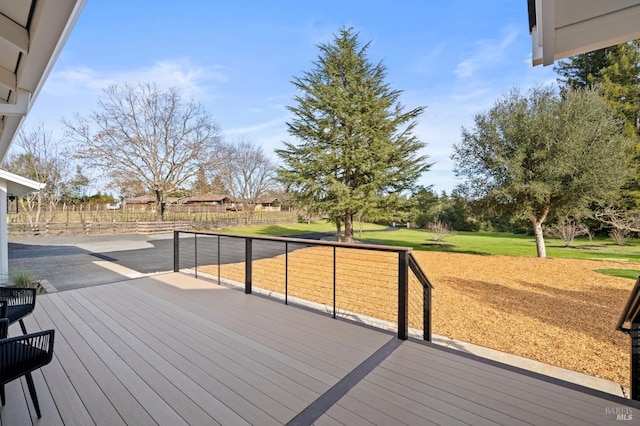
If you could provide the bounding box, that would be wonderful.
[333,247,336,318]
[408,253,433,342]
[424,285,432,342]
[194,234,198,279]
[245,238,252,294]
[285,242,289,305]
[217,236,221,284]
[632,321,640,400]
[398,251,409,340]
[173,231,179,272]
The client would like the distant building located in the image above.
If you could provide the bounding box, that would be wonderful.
[255,198,281,211]
[124,195,156,209]
[180,194,233,208]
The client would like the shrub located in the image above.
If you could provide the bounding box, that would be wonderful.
[9,270,32,287]
[426,220,456,243]
[546,220,589,247]
[610,227,629,246]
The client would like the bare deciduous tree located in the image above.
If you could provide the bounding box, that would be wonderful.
[595,206,640,245]
[546,219,590,247]
[426,220,455,244]
[1,124,68,225]
[215,140,276,225]
[595,206,640,233]
[64,82,221,220]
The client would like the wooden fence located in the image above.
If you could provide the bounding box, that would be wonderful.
[8,221,192,237]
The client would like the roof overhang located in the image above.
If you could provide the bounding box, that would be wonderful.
[528,0,640,66]
[0,0,86,161]
[0,168,45,196]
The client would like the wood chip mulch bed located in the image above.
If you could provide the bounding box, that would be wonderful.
[202,249,637,388]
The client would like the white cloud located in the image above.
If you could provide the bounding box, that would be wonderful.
[454,26,519,78]
[223,115,289,137]
[44,58,228,102]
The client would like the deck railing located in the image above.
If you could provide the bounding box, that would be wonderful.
[617,276,640,400]
[173,230,433,340]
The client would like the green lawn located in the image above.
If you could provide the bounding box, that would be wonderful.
[219,220,387,236]
[359,228,640,262]
[223,221,640,264]
[594,268,640,280]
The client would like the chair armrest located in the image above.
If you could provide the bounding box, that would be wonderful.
[0,300,6,319]
[0,317,8,339]
[0,330,55,383]
[0,287,37,307]
[0,329,54,358]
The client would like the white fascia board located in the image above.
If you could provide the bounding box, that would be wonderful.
[535,0,556,66]
[0,169,45,196]
[554,4,640,61]
[0,89,29,116]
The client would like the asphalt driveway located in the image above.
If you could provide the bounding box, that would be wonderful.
[8,234,174,291]
[8,232,324,291]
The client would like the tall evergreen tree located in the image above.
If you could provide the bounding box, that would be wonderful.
[554,49,610,90]
[276,27,429,242]
[555,41,640,206]
[600,41,640,137]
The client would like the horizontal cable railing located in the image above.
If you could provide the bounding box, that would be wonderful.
[174,230,433,341]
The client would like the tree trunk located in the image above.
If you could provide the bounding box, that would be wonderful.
[154,190,164,221]
[344,211,354,243]
[336,222,342,242]
[532,219,547,258]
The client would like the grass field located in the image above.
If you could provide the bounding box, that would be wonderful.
[223,221,640,264]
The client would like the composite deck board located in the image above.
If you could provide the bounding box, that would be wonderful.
[94,280,341,388]
[41,295,164,425]
[80,300,276,426]
[129,277,387,373]
[137,274,386,351]
[87,284,325,405]
[1,273,638,425]
[21,316,94,426]
[397,342,612,418]
[76,286,290,425]
[377,353,569,424]
[32,297,136,426]
[320,340,631,425]
[0,379,32,426]
[122,278,386,380]
[58,291,221,426]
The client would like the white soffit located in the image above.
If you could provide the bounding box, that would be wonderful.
[530,0,640,66]
[0,0,86,161]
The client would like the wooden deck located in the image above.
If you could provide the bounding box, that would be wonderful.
[1,273,637,425]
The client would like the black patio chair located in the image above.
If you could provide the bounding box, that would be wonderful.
[0,318,55,418]
[0,286,37,334]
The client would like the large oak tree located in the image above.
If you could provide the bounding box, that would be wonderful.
[64,83,221,220]
[452,86,633,258]
[277,28,429,242]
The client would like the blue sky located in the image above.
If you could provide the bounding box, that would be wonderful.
[25,0,558,195]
